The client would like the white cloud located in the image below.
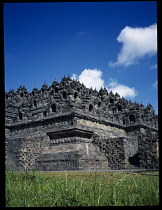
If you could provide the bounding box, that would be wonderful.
[71,69,137,99]
[107,79,138,98]
[71,74,78,80]
[152,80,158,89]
[109,24,157,67]
[72,68,104,91]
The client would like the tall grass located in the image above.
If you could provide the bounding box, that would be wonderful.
[6,170,159,207]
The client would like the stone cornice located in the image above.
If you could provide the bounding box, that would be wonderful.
[5,111,158,136]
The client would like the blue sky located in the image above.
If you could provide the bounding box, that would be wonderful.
[4,2,158,113]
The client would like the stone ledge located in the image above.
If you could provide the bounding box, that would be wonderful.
[47,128,94,140]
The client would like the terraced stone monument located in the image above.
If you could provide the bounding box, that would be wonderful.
[5,76,159,171]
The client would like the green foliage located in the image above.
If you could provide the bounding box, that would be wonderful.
[6,170,159,207]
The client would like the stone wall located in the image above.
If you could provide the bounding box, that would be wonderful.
[138,133,159,169]
[35,151,80,171]
[77,118,126,137]
[5,138,22,170]
[6,113,74,138]
[35,139,108,171]
[93,137,127,169]
[6,134,109,171]
[5,135,50,171]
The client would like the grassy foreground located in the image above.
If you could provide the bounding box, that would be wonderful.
[6,170,159,207]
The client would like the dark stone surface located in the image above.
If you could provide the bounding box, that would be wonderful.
[5,76,158,171]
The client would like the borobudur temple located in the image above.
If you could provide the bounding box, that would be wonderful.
[5,76,159,171]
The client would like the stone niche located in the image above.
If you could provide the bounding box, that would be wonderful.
[123,138,139,168]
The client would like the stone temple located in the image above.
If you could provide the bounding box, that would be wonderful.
[5,76,159,171]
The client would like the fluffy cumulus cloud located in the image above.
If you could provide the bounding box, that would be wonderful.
[71,69,137,98]
[109,24,157,67]
[107,79,138,98]
[71,68,104,91]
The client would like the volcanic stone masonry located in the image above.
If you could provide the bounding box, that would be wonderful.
[5,76,159,171]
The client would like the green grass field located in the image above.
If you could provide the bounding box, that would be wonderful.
[6,170,159,207]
